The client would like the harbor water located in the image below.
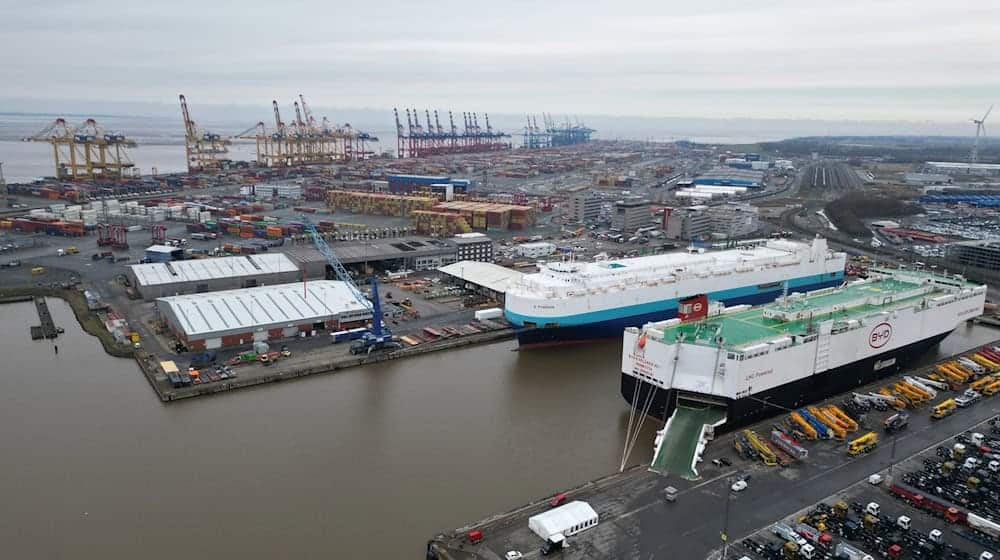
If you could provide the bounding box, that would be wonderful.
[0,298,996,558]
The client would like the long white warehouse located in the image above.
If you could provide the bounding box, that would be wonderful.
[157,280,371,350]
[129,254,301,300]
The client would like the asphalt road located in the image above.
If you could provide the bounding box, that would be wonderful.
[432,335,1000,560]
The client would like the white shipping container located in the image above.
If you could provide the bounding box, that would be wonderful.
[199,211,212,223]
[474,308,504,321]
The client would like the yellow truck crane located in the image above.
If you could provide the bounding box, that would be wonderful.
[742,429,778,466]
[847,432,878,456]
[931,398,957,419]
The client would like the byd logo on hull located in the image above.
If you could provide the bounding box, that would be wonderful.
[869,322,893,349]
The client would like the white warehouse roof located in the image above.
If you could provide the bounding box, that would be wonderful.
[157,280,371,338]
[438,261,524,294]
[130,254,299,287]
[528,501,598,540]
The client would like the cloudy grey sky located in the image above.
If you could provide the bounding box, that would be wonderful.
[1,0,996,121]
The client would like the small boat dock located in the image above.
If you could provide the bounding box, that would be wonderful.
[29,297,60,340]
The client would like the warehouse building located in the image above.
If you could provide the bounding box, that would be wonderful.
[129,254,301,300]
[157,280,372,351]
[438,261,524,302]
[286,236,459,277]
[926,162,1000,177]
[144,245,185,263]
[694,168,765,188]
[515,241,557,258]
[387,174,472,194]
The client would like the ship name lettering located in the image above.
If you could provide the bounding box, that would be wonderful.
[746,368,773,380]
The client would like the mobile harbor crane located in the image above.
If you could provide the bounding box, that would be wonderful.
[301,216,401,355]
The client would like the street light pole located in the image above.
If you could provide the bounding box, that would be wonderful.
[722,484,732,559]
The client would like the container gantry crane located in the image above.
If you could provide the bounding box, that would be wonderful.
[179,94,231,173]
[23,118,136,180]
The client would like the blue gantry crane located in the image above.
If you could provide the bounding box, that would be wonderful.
[300,216,400,355]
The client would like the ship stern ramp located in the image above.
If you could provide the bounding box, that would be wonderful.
[650,395,727,480]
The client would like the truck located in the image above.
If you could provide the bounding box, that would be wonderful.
[932,398,957,419]
[771,523,808,547]
[834,542,875,560]
[883,413,909,434]
[847,432,878,456]
[66,246,79,254]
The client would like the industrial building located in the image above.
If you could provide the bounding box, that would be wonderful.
[438,261,524,303]
[662,204,760,240]
[611,198,651,232]
[240,183,303,199]
[387,174,472,194]
[569,191,602,224]
[286,236,460,276]
[157,280,372,351]
[129,253,301,300]
[662,206,711,240]
[515,241,556,258]
[694,168,764,188]
[707,203,760,238]
[453,232,495,263]
[926,162,1000,176]
[903,172,953,186]
[144,245,185,263]
[946,240,1000,273]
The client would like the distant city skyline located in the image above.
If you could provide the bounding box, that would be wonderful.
[1,0,996,122]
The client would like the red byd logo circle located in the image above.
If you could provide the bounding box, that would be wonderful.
[869,322,892,348]
[692,302,703,312]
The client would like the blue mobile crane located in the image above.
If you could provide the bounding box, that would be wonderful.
[300,216,401,355]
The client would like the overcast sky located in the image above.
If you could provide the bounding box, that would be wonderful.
[1,0,996,122]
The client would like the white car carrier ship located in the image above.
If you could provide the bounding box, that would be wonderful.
[619,268,986,478]
[505,237,845,348]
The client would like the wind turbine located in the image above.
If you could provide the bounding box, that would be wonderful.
[970,104,993,163]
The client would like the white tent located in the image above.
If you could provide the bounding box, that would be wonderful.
[528,501,599,540]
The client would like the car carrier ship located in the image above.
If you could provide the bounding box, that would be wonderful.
[619,268,986,478]
[505,237,846,348]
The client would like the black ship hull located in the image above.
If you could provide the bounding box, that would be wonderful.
[620,330,953,432]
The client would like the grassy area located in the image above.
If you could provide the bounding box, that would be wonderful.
[0,285,135,358]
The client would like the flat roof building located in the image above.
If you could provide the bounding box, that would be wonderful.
[569,191,602,224]
[926,162,1000,176]
[946,240,1000,273]
[611,198,651,233]
[285,236,459,276]
[157,280,372,351]
[438,261,524,302]
[694,168,765,188]
[129,254,301,300]
[144,245,185,263]
[453,232,495,263]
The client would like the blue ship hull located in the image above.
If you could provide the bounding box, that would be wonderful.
[513,276,843,348]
